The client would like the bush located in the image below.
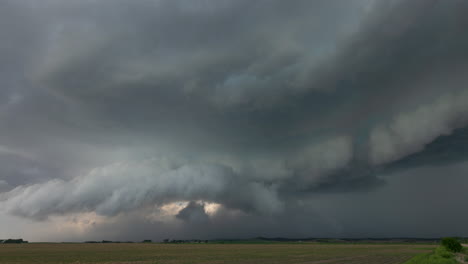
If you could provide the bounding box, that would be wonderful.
[435,246,453,258]
[441,237,462,253]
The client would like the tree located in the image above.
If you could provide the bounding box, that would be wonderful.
[441,237,462,252]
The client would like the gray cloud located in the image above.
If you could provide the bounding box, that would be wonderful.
[0,180,10,193]
[176,201,210,223]
[387,126,468,171]
[1,0,468,241]
[2,137,351,220]
[33,0,369,108]
[370,88,468,165]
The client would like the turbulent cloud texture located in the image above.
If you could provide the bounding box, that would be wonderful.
[1,0,468,241]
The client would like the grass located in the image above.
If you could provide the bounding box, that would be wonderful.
[0,243,434,264]
[403,247,458,264]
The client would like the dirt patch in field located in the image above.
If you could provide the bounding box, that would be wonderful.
[455,254,467,263]
[456,246,468,264]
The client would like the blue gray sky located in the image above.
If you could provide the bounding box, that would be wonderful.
[1,0,468,242]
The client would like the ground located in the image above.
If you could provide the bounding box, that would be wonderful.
[0,243,436,264]
[455,245,468,263]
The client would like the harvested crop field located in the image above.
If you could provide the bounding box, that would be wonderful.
[0,243,436,264]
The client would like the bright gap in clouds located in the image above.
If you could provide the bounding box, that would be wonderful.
[159,201,222,218]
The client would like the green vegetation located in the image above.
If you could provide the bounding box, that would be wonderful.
[404,238,468,264]
[441,237,463,252]
[404,247,457,264]
[403,253,457,264]
[0,243,433,264]
[435,246,454,258]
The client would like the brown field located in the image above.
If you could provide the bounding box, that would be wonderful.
[0,243,435,264]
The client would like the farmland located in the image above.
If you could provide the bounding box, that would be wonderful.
[0,243,436,264]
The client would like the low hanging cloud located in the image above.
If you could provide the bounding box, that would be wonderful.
[176,201,210,223]
[370,88,468,165]
[1,136,353,220]
[2,159,237,219]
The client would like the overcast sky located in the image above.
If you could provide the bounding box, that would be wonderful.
[1,0,468,242]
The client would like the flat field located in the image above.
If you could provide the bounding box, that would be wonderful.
[0,243,435,264]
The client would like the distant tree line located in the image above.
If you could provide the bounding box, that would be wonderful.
[163,239,209,244]
[0,239,28,244]
[84,240,155,243]
[82,239,209,244]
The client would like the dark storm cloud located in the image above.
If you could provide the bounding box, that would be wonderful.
[385,127,468,172]
[35,0,363,104]
[1,0,468,240]
[176,201,210,223]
